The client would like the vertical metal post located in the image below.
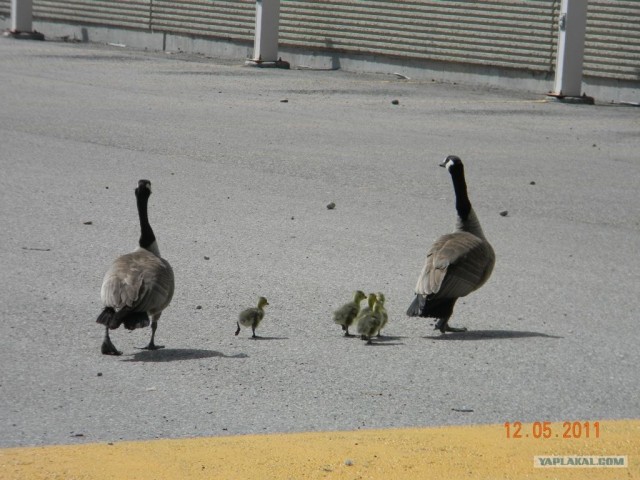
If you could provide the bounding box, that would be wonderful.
[11,0,33,32]
[247,0,288,68]
[6,0,43,39]
[552,0,590,100]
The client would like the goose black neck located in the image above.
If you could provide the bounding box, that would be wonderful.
[136,192,156,250]
[450,166,471,221]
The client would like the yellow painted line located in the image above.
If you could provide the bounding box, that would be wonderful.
[1,420,638,479]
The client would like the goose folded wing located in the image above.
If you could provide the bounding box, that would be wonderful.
[101,252,173,313]
[415,232,489,298]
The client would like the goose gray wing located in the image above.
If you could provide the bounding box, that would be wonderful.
[415,232,494,299]
[101,249,174,315]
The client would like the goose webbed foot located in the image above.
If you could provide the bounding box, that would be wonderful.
[435,318,467,334]
[445,325,467,333]
[101,329,122,356]
[139,341,165,350]
[101,338,122,356]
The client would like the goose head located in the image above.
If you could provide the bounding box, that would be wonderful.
[376,292,385,305]
[135,179,152,197]
[439,155,463,172]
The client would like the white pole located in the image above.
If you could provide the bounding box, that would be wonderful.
[252,0,280,63]
[552,0,588,97]
[11,0,33,33]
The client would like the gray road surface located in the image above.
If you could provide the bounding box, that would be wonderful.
[0,39,638,448]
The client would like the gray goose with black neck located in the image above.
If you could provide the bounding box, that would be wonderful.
[96,180,175,355]
[407,156,495,333]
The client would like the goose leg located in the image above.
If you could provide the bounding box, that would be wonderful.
[435,317,467,333]
[140,318,164,350]
[101,327,122,356]
[235,322,241,336]
[343,325,354,337]
[251,322,259,339]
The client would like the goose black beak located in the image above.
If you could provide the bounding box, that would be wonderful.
[439,159,448,168]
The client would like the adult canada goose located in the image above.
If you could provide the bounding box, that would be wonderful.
[407,156,495,333]
[236,296,269,338]
[357,299,383,345]
[333,290,367,337]
[96,180,175,355]
[375,292,388,337]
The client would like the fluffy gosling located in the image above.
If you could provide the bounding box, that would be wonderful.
[375,292,388,337]
[236,296,269,338]
[333,290,367,337]
[357,298,383,345]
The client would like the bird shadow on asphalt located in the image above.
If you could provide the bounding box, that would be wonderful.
[424,330,563,341]
[121,348,249,362]
[368,335,406,346]
[365,341,406,347]
[237,336,290,341]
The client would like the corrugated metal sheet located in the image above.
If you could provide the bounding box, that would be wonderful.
[279,0,558,72]
[33,0,151,31]
[585,1,640,81]
[23,0,640,83]
[0,0,10,17]
[150,0,254,42]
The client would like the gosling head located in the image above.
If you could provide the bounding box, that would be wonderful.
[257,296,269,308]
[376,292,385,305]
[366,293,377,309]
[354,290,367,303]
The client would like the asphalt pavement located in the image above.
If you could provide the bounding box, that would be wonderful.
[0,37,639,457]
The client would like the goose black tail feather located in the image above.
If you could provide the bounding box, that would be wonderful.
[407,295,457,319]
[96,307,120,329]
[96,307,150,330]
[122,311,151,330]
